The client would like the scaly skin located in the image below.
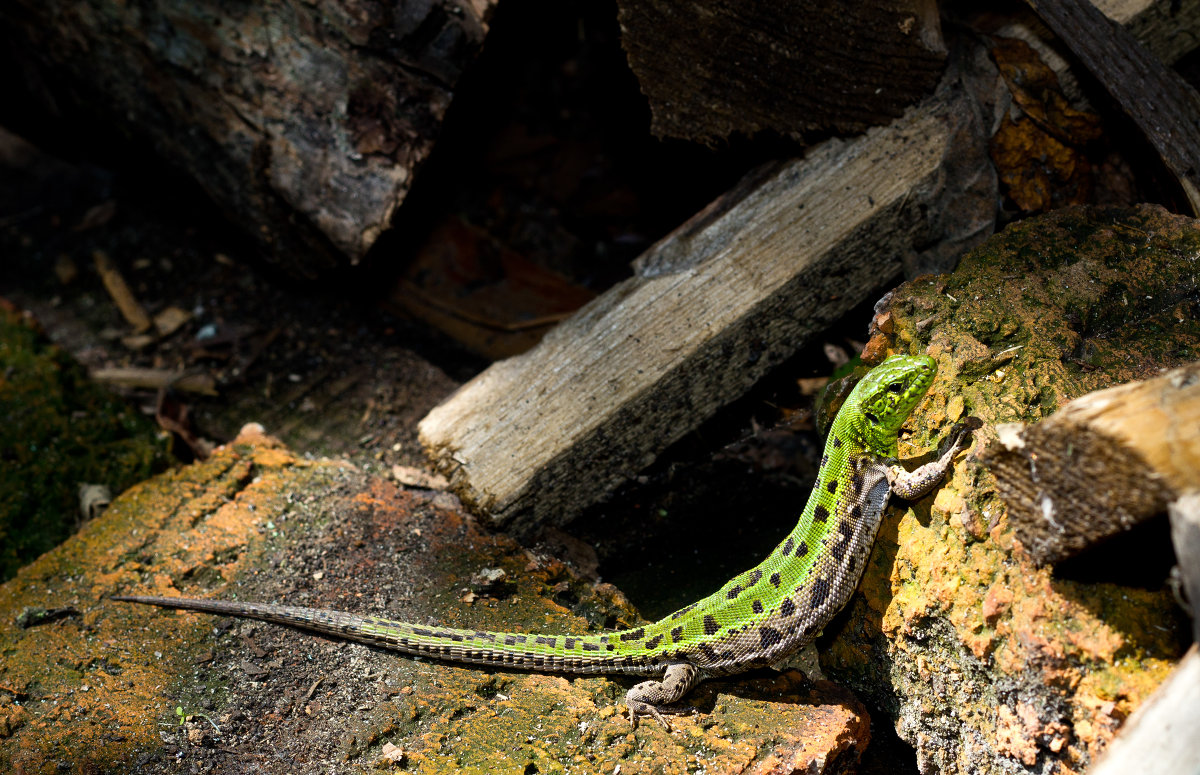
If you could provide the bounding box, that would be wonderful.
[114,354,971,729]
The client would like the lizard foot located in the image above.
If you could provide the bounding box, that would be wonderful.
[626,699,698,731]
[624,661,703,731]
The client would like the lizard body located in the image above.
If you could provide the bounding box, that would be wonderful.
[115,354,970,728]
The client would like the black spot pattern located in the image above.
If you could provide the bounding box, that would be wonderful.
[759,627,783,648]
[645,635,663,650]
[619,628,645,641]
[670,604,696,620]
[748,569,762,586]
[564,637,575,649]
[752,600,763,614]
[582,642,599,651]
[849,503,863,519]
[796,541,809,557]
[726,585,743,600]
[535,636,556,646]
[769,572,781,587]
[671,625,684,643]
[826,479,838,493]
[779,598,796,617]
[813,505,830,522]
[833,436,843,448]
[782,537,794,555]
[703,615,720,636]
[811,577,831,608]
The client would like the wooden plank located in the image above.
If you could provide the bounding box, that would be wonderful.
[981,361,1200,566]
[1086,644,1200,775]
[615,0,946,143]
[419,81,994,535]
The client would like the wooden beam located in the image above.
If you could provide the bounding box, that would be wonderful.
[1094,0,1200,65]
[419,81,994,535]
[981,361,1200,566]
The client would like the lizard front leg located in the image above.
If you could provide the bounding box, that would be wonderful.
[625,661,703,730]
[887,421,975,500]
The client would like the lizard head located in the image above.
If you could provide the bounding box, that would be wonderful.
[849,354,938,455]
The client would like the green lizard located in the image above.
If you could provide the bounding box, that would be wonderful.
[114,353,971,729]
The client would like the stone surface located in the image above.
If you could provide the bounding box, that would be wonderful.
[821,204,1197,774]
[0,425,870,773]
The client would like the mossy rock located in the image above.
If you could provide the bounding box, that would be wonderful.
[0,302,171,580]
[823,204,1197,774]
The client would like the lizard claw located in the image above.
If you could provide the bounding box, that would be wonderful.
[627,701,670,731]
[945,416,981,457]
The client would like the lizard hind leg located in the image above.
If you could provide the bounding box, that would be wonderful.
[625,661,703,730]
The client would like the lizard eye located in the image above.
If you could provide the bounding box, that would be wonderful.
[886,382,904,394]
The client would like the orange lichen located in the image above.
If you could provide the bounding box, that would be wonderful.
[0,424,347,772]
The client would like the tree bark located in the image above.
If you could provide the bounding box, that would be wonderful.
[616,0,947,143]
[0,0,496,275]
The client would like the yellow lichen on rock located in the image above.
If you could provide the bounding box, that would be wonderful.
[823,205,1196,774]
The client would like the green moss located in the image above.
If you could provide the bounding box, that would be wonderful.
[0,307,171,580]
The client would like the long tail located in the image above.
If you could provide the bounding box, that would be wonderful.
[112,595,664,676]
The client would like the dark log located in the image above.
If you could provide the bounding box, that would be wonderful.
[615,0,947,143]
[0,0,496,275]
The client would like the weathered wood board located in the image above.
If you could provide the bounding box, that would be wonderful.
[419,80,995,535]
[982,361,1200,565]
